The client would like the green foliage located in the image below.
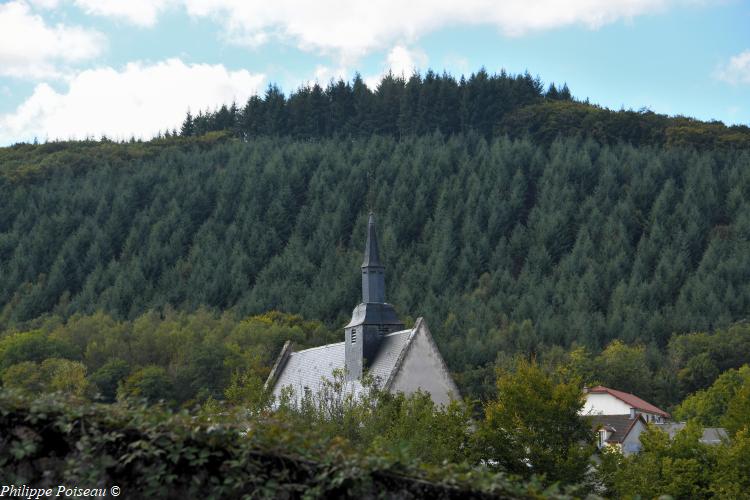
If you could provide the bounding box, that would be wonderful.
[711,428,750,499]
[474,359,593,485]
[674,365,750,425]
[0,389,565,499]
[500,101,750,149]
[223,369,271,412]
[722,382,750,436]
[0,309,337,406]
[668,324,750,395]
[365,394,472,465]
[0,330,77,370]
[118,365,174,404]
[2,133,750,400]
[599,423,750,499]
[89,359,130,402]
[606,422,716,499]
[591,340,652,398]
[1,358,90,397]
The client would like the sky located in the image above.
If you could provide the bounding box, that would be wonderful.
[0,0,749,145]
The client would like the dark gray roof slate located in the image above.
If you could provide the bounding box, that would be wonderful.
[270,328,413,401]
[369,329,412,384]
[345,302,402,328]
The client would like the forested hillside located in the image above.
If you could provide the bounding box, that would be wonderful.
[1,126,750,402]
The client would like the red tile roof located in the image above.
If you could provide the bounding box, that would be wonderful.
[588,385,670,418]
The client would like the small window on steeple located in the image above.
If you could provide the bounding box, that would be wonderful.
[351,329,357,343]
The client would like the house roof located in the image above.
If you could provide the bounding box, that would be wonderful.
[654,423,729,444]
[588,385,671,418]
[588,414,646,443]
[267,326,415,402]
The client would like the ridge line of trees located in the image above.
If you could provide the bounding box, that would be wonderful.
[175,69,750,149]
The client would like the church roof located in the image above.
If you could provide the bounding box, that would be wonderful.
[268,327,414,401]
[344,302,402,328]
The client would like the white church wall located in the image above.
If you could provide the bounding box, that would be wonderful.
[389,327,457,407]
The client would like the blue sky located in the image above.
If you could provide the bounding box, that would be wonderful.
[0,0,749,145]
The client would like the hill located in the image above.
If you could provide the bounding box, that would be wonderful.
[0,70,749,404]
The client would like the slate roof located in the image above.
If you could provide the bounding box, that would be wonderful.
[588,385,671,418]
[588,414,645,443]
[269,328,414,402]
[654,423,729,445]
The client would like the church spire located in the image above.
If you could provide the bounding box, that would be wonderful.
[361,212,385,303]
[362,212,381,266]
[345,212,404,381]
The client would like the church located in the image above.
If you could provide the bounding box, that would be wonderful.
[265,213,460,406]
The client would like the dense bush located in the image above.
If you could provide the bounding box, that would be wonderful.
[0,390,575,499]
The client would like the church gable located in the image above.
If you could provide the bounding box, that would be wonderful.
[387,319,460,407]
[265,213,460,408]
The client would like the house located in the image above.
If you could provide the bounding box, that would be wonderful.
[582,386,727,455]
[581,385,670,423]
[266,213,460,407]
[588,414,649,456]
[587,416,729,457]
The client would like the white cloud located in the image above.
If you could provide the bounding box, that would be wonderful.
[0,1,105,78]
[716,50,750,85]
[309,65,349,86]
[33,0,706,65]
[72,0,175,27]
[306,46,427,90]
[28,0,61,9]
[0,58,265,144]
[386,45,428,77]
[180,0,694,63]
[364,45,428,89]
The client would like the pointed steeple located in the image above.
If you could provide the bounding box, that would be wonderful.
[362,212,381,267]
[361,213,385,304]
[345,212,404,381]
